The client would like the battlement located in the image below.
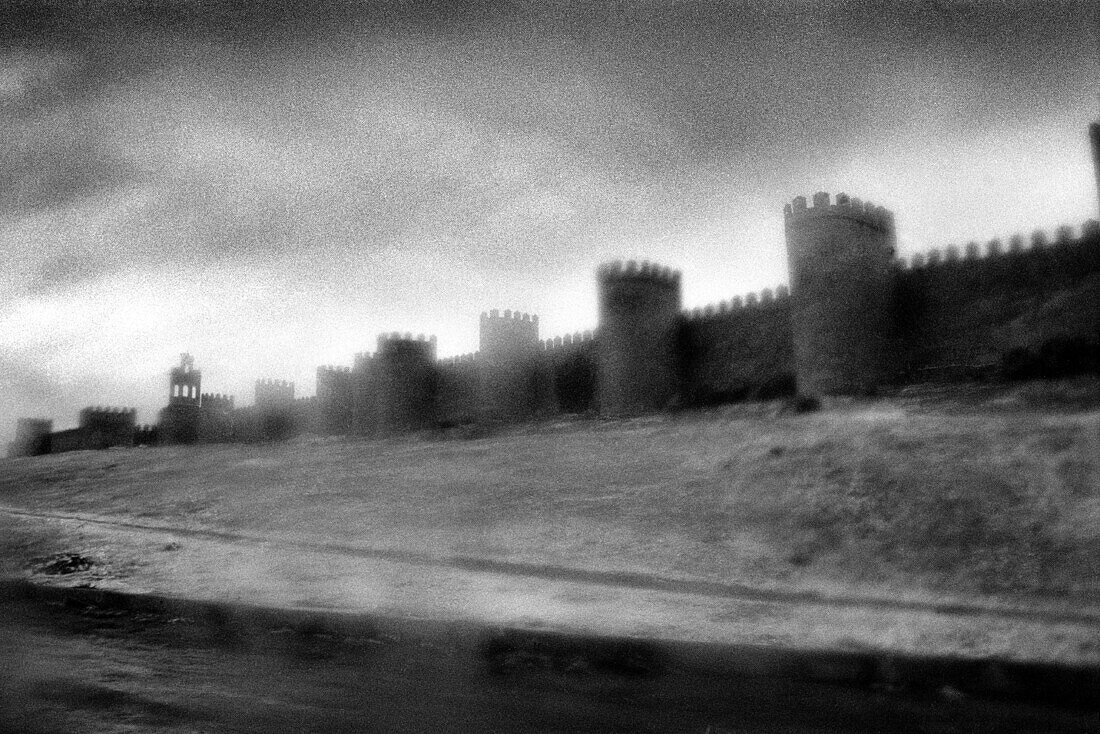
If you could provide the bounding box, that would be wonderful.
[79,406,138,420]
[784,192,895,232]
[317,365,352,375]
[899,219,1100,270]
[540,330,596,351]
[255,379,295,407]
[479,308,540,355]
[200,393,235,411]
[480,309,539,325]
[256,379,293,388]
[439,351,481,366]
[377,331,436,344]
[683,284,791,322]
[78,407,138,438]
[596,259,681,286]
[371,332,435,360]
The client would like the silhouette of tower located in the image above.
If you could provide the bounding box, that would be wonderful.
[160,353,203,444]
[784,192,898,396]
[374,333,438,433]
[169,353,201,405]
[596,260,682,415]
[478,309,539,421]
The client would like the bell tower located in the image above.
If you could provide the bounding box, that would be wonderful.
[169,353,201,406]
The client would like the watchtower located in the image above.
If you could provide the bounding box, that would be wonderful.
[478,309,539,421]
[9,418,52,457]
[160,354,203,444]
[784,192,899,395]
[596,260,682,415]
[78,407,137,448]
[374,333,438,433]
[255,379,294,407]
[316,365,353,433]
[169,353,201,405]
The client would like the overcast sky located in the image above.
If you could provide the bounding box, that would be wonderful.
[1,0,1097,436]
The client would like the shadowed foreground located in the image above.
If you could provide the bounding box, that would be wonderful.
[1,588,1096,734]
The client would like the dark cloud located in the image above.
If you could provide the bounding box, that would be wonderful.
[3,0,1095,285]
[1,0,1096,437]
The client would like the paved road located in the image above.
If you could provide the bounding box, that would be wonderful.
[1,592,1095,733]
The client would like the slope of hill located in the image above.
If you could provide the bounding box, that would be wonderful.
[1,379,1097,609]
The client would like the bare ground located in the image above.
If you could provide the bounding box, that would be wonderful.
[1,379,1098,662]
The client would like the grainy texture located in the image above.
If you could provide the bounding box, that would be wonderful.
[2,381,1097,606]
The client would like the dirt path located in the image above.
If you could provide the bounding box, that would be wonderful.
[3,504,1098,627]
[4,506,1100,666]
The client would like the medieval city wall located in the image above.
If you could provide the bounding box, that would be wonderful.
[894,223,1100,378]
[680,286,795,405]
[13,200,1100,453]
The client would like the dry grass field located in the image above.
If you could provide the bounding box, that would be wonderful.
[2,379,1098,609]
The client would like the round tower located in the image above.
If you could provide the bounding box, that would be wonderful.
[596,260,682,415]
[374,332,438,433]
[784,192,899,396]
[478,309,539,422]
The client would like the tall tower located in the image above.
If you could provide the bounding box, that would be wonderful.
[478,309,539,421]
[1090,122,1100,217]
[784,192,898,396]
[169,353,201,405]
[374,333,438,433]
[9,418,52,457]
[160,353,203,444]
[596,260,682,415]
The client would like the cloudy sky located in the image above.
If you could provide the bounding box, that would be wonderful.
[0,0,1097,436]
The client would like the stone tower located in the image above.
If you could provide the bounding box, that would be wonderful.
[169,353,201,405]
[596,260,682,415]
[9,418,52,457]
[478,309,539,421]
[784,192,898,396]
[159,353,203,444]
[374,333,438,433]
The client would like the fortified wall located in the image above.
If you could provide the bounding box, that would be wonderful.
[9,189,1100,455]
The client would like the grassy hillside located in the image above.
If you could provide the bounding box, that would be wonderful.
[2,379,1098,605]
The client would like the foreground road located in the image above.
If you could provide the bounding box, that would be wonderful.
[1,592,1095,734]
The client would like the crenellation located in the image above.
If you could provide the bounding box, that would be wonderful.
[17,130,1100,454]
[785,192,896,234]
[597,259,681,285]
